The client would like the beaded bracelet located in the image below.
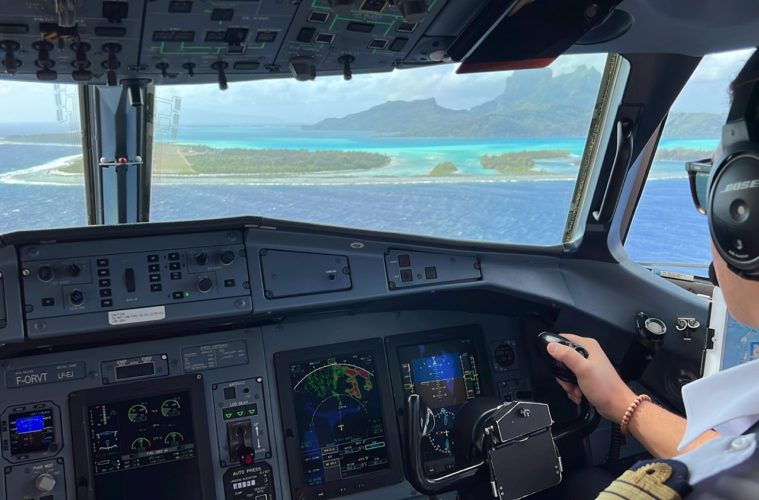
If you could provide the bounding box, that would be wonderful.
[620,394,652,436]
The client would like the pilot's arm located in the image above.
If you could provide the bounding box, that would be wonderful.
[547,334,718,458]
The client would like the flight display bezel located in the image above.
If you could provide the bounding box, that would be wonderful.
[68,374,215,500]
[385,324,493,477]
[274,338,403,499]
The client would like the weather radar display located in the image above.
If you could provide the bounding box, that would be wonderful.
[398,339,481,475]
[289,351,390,486]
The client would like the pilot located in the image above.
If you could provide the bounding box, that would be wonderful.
[548,49,759,498]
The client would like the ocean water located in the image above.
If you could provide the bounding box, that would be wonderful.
[0,131,715,272]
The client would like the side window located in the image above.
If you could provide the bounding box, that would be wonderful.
[625,49,754,275]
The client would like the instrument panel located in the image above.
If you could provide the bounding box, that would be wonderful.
[0,219,533,500]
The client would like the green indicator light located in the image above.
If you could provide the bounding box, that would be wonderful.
[248,408,256,415]
[183,291,190,298]
[236,410,245,417]
[224,412,233,419]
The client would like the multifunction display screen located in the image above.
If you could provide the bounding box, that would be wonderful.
[289,351,390,487]
[398,339,481,475]
[86,391,202,499]
[9,409,55,455]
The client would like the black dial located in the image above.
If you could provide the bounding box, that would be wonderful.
[69,263,81,277]
[195,252,209,266]
[197,277,213,293]
[494,343,516,368]
[220,250,235,265]
[38,265,54,282]
[69,289,85,306]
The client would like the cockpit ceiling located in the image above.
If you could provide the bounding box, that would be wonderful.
[0,0,756,88]
[568,0,759,57]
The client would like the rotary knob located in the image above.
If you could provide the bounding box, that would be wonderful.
[69,263,81,277]
[38,265,54,282]
[69,289,85,306]
[34,473,56,492]
[220,250,235,265]
[197,277,213,293]
[195,252,209,266]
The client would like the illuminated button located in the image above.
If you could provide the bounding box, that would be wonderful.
[97,268,110,277]
[424,266,437,279]
[100,289,112,297]
[101,299,113,307]
[169,262,181,270]
[99,278,111,287]
[172,292,184,300]
[398,254,411,267]
[149,264,160,272]
[147,254,159,262]
[400,269,413,282]
[168,252,180,261]
[149,274,161,282]
[97,258,109,267]
[150,283,162,292]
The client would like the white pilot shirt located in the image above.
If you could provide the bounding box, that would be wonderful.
[674,358,759,498]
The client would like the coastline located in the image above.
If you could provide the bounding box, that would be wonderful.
[0,151,689,187]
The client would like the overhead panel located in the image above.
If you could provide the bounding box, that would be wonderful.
[0,0,482,85]
[141,0,297,84]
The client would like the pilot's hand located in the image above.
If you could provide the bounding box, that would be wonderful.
[547,333,636,425]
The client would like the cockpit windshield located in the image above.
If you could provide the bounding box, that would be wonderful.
[0,83,85,232]
[148,54,608,245]
[1,54,613,245]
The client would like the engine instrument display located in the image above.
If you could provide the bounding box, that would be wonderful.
[397,338,482,475]
[8,408,55,455]
[70,375,213,500]
[289,350,390,487]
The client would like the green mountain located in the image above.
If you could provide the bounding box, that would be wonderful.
[307,66,724,138]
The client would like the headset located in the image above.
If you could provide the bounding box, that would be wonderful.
[708,49,759,280]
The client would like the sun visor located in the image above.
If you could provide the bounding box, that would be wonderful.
[453,0,624,74]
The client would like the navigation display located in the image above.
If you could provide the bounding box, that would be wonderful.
[86,391,202,499]
[275,339,402,499]
[397,338,482,475]
[289,351,390,487]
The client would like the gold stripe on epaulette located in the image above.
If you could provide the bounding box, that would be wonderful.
[596,462,681,500]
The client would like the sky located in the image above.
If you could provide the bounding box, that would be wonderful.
[0,49,753,128]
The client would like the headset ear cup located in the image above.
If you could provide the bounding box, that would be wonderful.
[708,152,759,277]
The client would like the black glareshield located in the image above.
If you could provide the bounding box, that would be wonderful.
[708,49,759,278]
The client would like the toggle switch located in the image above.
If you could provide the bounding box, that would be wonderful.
[1,40,21,75]
[338,54,354,81]
[227,421,254,465]
[211,61,228,90]
[182,61,195,77]
[125,267,136,293]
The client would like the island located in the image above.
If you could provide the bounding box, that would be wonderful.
[480,150,573,175]
[429,162,459,176]
[55,144,392,176]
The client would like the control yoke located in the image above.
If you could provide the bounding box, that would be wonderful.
[406,395,563,500]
